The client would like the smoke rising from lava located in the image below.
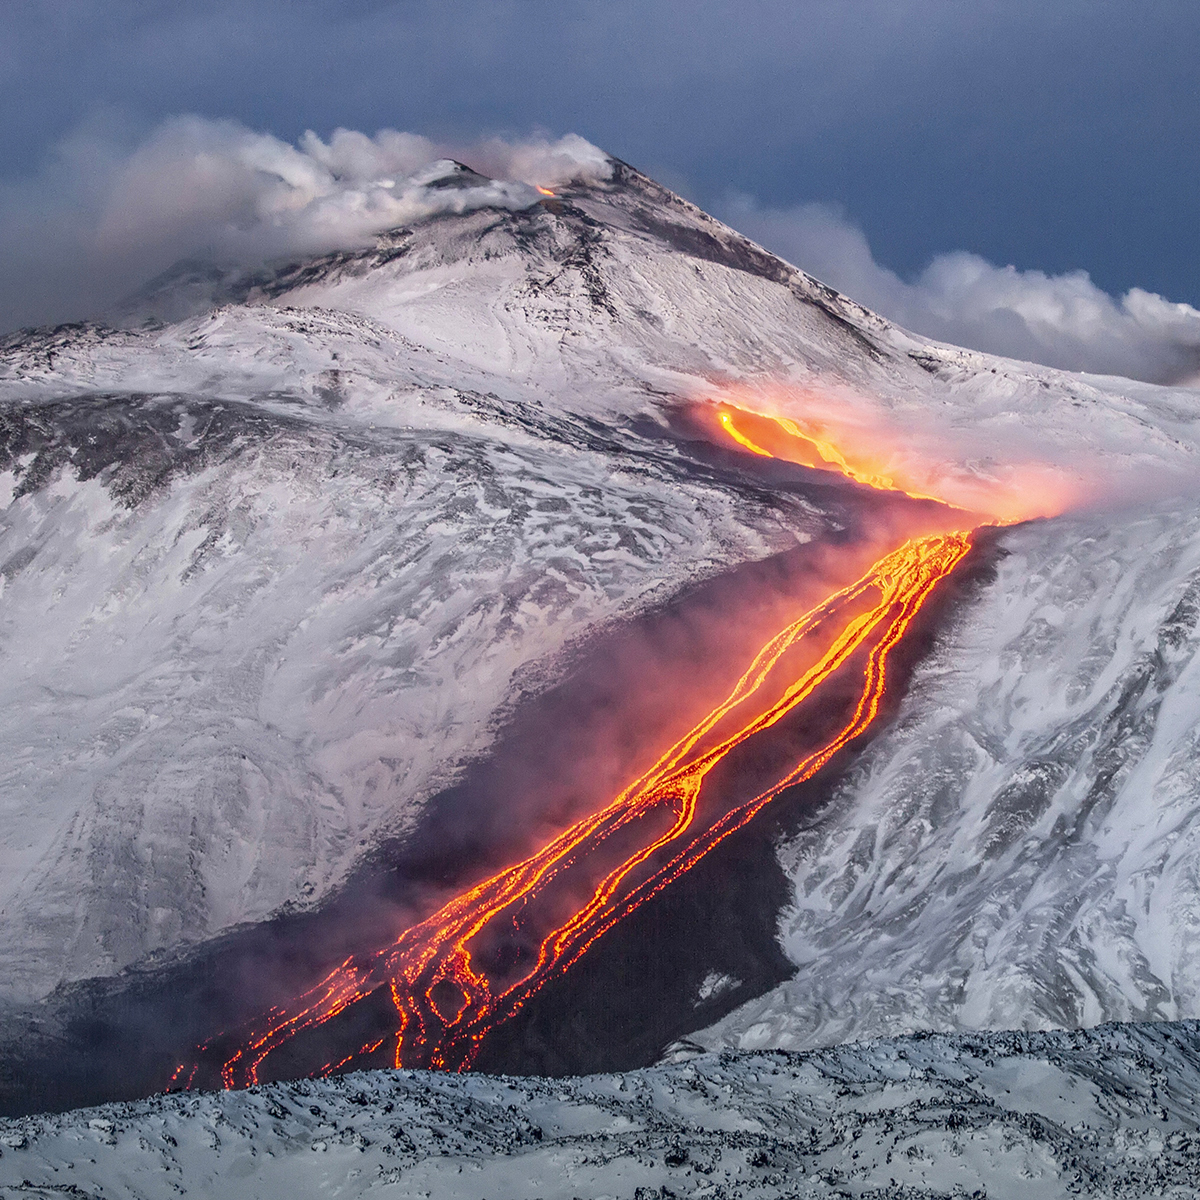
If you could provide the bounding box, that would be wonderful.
[176,529,973,1087]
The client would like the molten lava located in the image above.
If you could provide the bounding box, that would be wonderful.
[174,530,974,1090]
[710,389,1082,524]
[715,404,947,504]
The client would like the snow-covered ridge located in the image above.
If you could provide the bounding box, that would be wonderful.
[3,1019,1200,1198]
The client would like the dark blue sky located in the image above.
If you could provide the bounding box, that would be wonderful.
[4,0,1198,304]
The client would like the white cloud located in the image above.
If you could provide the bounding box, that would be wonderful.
[719,197,1200,386]
[0,118,612,332]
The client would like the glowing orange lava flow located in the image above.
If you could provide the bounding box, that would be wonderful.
[718,410,773,457]
[716,404,949,505]
[175,531,973,1090]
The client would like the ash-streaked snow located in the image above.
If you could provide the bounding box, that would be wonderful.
[3,147,1200,1074]
[4,1020,1200,1198]
[701,501,1200,1052]
[2,160,910,1006]
[0,324,829,1005]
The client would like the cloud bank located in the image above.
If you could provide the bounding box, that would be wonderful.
[0,117,611,332]
[720,198,1200,386]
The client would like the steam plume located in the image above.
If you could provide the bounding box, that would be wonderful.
[0,118,611,332]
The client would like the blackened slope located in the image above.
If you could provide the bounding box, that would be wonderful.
[0,393,324,506]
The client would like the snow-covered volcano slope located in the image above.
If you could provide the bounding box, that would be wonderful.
[0,329,850,1007]
[1,151,1199,1032]
[0,159,937,1007]
[4,1020,1200,1199]
[701,499,1200,1052]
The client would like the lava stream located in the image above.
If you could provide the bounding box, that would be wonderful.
[715,403,954,506]
[179,531,973,1089]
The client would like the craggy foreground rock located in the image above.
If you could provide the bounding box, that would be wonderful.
[2,1018,1199,1198]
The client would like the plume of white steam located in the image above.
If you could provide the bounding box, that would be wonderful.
[452,133,613,194]
[720,197,1200,386]
[0,118,612,332]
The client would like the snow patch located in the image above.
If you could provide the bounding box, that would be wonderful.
[3,1021,1199,1198]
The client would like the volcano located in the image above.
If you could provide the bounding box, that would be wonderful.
[2,151,1200,1145]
